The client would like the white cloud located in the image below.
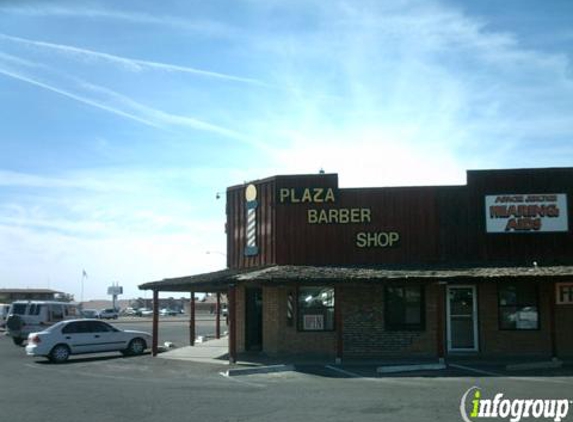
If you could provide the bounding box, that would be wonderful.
[0,166,229,299]
[270,127,466,188]
[0,5,235,37]
[0,169,133,191]
[1,0,572,300]
[246,0,573,179]
[0,224,226,300]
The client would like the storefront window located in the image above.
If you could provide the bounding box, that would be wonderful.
[297,287,335,331]
[498,284,539,330]
[385,286,425,330]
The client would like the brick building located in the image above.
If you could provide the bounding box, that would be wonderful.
[140,167,573,362]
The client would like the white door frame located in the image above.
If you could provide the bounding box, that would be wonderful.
[446,285,479,352]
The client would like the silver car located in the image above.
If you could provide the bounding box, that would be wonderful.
[25,319,151,363]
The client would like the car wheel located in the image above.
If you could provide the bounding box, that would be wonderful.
[49,344,70,363]
[12,337,25,346]
[125,338,146,356]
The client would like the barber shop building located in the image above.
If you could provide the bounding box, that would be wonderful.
[140,167,573,362]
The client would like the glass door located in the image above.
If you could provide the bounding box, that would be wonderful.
[447,286,478,352]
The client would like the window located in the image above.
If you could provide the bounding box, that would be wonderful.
[498,284,539,330]
[89,321,118,333]
[29,304,42,315]
[11,303,27,315]
[50,305,64,321]
[62,321,91,334]
[64,305,78,317]
[385,286,425,331]
[297,287,335,331]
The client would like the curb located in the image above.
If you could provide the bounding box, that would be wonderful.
[221,364,295,377]
[377,363,447,374]
[506,359,563,371]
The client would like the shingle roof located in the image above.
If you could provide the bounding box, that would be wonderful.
[139,264,573,292]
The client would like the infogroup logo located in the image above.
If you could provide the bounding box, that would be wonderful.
[460,387,571,422]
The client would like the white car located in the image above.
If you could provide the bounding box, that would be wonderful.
[99,308,119,319]
[138,308,154,317]
[25,319,152,363]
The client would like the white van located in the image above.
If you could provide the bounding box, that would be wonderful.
[5,301,81,346]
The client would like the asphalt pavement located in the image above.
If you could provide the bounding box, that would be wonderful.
[2,325,573,422]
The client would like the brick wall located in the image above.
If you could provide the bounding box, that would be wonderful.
[554,279,573,358]
[259,284,437,358]
[341,284,438,358]
[263,286,337,357]
[243,280,572,359]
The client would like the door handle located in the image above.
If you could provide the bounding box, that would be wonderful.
[65,336,71,340]
[94,335,100,338]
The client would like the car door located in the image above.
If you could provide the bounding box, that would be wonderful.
[61,321,96,354]
[88,321,127,352]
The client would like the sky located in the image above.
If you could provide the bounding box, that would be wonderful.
[0,0,572,301]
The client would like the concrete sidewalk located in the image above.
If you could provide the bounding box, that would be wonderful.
[156,337,230,364]
[156,337,573,377]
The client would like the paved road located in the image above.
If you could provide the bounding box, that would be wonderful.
[1,329,573,422]
[113,315,227,346]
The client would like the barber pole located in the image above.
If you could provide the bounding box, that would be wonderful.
[287,292,294,326]
[245,184,258,256]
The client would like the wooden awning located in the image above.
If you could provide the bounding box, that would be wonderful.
[139,264,573,292]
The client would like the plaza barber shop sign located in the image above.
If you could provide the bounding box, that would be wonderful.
[278,187,400,249]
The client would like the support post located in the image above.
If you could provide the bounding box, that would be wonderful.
[216,292,221,339]
[190,291,196,346]
[436,282,446,364]
[228,284,237,364]
[152,290,159,356]
[335,285,343,364]
[549,282,557,359]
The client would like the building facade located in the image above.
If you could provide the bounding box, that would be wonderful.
[0,289,63,303]
[141,167,573,361]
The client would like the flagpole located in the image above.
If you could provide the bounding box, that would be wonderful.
[81,270,87,304]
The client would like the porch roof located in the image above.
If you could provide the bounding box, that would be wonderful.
[139,264,573,292]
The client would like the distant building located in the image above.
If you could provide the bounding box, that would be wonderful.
[0,289,63,302]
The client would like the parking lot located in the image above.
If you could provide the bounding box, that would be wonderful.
[2,323,573,422]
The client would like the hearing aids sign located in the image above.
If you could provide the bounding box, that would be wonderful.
[485,194,568,233]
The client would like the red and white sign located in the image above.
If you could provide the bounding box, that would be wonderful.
[485,194,568,233]
[303,315,324,330]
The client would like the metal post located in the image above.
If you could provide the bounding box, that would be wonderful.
[190,291,195,346]
[152,290,159,357]
[436,282,446,364]
[549,282,557,359]
[216,292,221,339]
[228,285,237,364]
[335,285,343,364]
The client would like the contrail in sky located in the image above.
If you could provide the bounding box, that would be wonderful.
[0,33,267,86]
[0,67,163,128]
